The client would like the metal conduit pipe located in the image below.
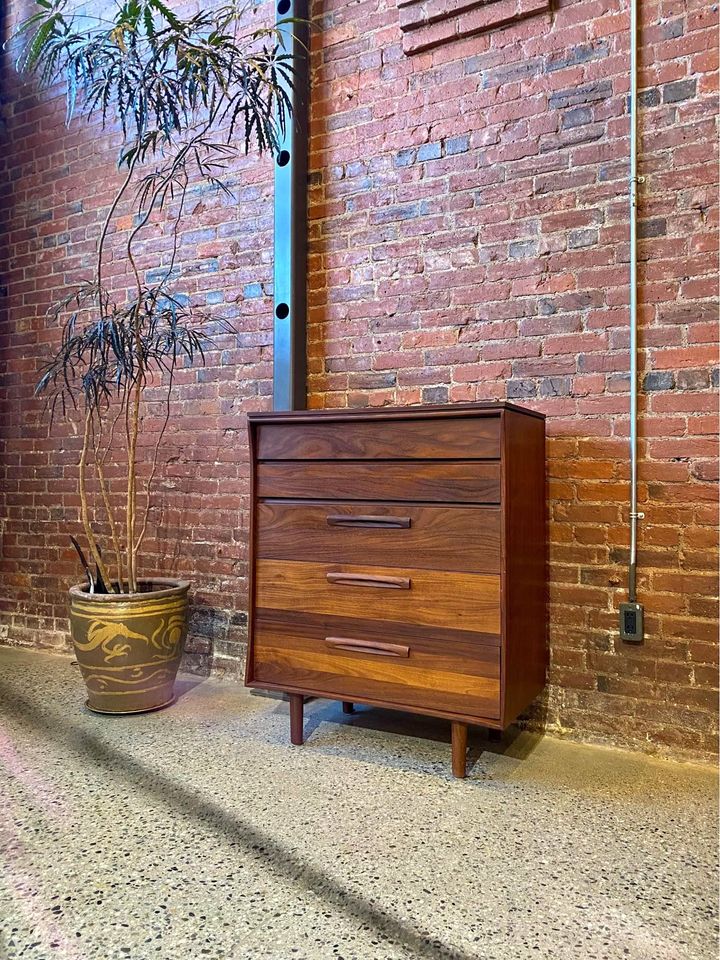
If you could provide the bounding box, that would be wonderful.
[620,0,645,643]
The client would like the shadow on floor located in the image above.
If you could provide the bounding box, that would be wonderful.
[173,674,210,702]
[298,699,543,773]
[0,681,475,960]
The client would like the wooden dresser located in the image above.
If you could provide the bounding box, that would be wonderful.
[245,402,547,777]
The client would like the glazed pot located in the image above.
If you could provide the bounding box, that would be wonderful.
[68,578,190,714]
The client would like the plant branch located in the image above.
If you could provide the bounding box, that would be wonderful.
[78,408,113,592]
[97,157,137,295]
[125,369,143,593]
[133,170,188,560]
[134,361,174,559]
[91,416,124,592]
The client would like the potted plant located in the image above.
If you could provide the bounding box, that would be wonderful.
[12,0,292,713]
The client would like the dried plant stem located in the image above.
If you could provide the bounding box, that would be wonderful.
[126,371,143,594]
[79,409,113,591]
[134,366,174,559]
[122,155,189,591]
[125,221,147,593]
[91,420,124,591]
[130,172,188,565]
[93,162,138,593]
[100,388,129,470]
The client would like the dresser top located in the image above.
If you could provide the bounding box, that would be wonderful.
[248,400,544,424]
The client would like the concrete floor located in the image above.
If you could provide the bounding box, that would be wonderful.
[0,647,717,960]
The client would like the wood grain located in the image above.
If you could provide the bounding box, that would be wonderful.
[289,693,304,746]
[501,408,548,725]
[451,721,468,778]
[252,607,502,649]
[253,613,502,673]
[256,459,501,502]
[256,559,502,634]
[256,501,501,573]
[248,400,544,424]
[252,614,501,719]
[256,416,501,460]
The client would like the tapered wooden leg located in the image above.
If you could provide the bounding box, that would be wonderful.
[342,701,354,714]
[451,721,468,779]
[289,694,304,746]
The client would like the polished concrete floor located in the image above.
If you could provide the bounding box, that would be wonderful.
[0,646,717,960]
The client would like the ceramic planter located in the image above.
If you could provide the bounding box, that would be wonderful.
[68,579,190,714]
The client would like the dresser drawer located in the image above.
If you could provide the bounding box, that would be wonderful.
[256,559,501,635]
[247,402,547,775]
[255,415,501,460]
[251,612,501,719]
[256,501,501,574]
[255,460,501,503]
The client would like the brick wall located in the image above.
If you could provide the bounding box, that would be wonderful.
[1,0,717,760]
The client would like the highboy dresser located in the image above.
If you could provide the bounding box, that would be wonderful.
[245,402,547,777]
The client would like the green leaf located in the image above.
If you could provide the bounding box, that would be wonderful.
[143,6,155,40]
[17,14,61,73]
[147,0,183,32]
[65,61,77,122]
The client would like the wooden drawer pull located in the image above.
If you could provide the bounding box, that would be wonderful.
[326,514,411,529]
[326,637,410,658]
[326,572,411,589]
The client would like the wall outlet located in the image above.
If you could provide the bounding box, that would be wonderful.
[619,602,644,644]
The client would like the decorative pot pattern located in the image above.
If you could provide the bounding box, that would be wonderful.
[68,579,190,714]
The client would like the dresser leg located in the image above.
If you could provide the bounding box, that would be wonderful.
[342,701,354,714]
[451,721,468,779]
[289,694,304,746]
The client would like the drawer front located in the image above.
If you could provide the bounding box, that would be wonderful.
[251,612,501,719]
[256,559,501,635]
[256,501,501,574]
[255,460,501,503]
[255,415,501,460]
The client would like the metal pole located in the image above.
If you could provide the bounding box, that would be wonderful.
[272,0,309,411]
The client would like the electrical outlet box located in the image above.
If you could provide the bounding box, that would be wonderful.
[619,602,644,644]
